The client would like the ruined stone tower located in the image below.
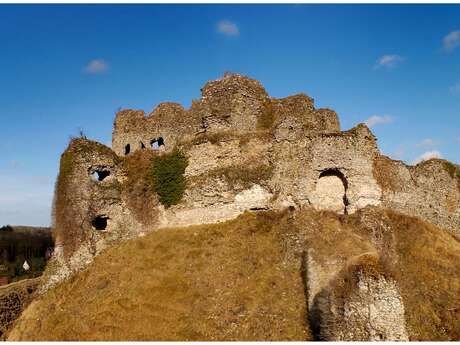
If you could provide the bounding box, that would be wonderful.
[45,73,460,298]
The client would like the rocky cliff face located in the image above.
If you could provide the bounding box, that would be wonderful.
[308,253,409,341]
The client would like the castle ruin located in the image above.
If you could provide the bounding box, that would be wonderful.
[45,74,460,286]
[39,74,460,339]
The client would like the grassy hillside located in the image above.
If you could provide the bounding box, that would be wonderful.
[8,210,311,341]
[7,207,460,341]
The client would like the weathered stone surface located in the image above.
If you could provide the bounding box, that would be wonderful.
[46,73,460,293]
[272,95,340,142]
[309,253,409,341]
[310,175,346,213]
[46,138,149,291]
[269,124,383,215]
[0,277,40,338]
[329,270,408,341]
[374,156,460,235]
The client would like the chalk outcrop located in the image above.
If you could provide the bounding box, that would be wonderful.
[307,253,409,341]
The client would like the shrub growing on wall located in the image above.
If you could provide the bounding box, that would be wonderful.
[151,148,188,208]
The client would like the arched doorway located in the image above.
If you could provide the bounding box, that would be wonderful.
[311,169,348,214]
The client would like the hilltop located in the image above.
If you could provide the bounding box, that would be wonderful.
[4,74,460,340]
[8,207,460,340]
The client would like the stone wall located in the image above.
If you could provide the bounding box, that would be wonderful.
[112,104,201,157]
[112,73,341,156]
[374,156,460,235]
[306,252,408,341]
[47,73,460,292]
[0,277,40,338]
[200,74,271,133]
[269,124,383,214]
[46,138,149,291]
[272,94,340,141]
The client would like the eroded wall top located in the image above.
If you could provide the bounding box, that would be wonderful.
[112,73,341,156]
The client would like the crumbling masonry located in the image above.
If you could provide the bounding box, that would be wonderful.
[43,73,460,340]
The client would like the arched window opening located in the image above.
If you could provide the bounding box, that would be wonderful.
[90,169,110,182]
[150,137,165,150]
[125,144,131,155]
[318,169,348,192]
[92,215,110,231]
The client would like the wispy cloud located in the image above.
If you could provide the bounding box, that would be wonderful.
[413,150,442,164]
[449,82,460,95]
[84,59,109,74]
[374,55,404,69]
[217,20,239,36]
[415,138,437,148]
[8,160,19,169]
[364,115,394,127]
[443,30,460,52]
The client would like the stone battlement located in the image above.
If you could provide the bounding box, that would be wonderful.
[112,73,340,156]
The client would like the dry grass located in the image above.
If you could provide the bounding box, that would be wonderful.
[344,208,460,340]
[121,150,159,226]
[190,163,274,191]
[9,211,311,341]
[8,207,460,341]
[385,211,460,340]
[185,131,239,146]
[181,130,272,148]
[256,99,275,130]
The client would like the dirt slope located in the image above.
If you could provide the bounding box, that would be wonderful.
[7,207,460,340]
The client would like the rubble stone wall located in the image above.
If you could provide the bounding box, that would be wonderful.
[47,73,460,292]
[374,156,460,235]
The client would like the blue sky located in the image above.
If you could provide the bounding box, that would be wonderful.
[1,4,460,226]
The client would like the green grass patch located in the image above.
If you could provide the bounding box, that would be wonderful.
[151,149,188,208]
[191,163,273,191]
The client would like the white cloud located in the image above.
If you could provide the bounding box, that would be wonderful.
[364,115,394,127]
[449,82,460,95]
[443,30,460,52]
[413,150,442,164]
[84,59,109,74]
[374,55,404,69]
[416,138,437,148]
[217,20,239,36]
